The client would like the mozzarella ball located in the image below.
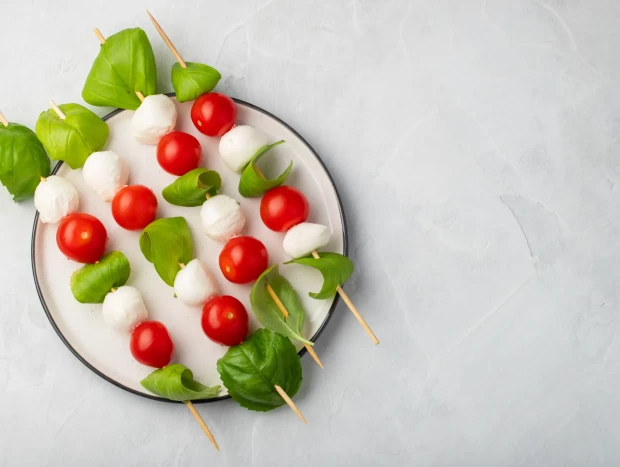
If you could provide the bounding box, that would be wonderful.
[174,259,219,307]
[219,125,270,173]
[283,222,331,259]
[34,176,79,224]
[131,94,177,145]
[102,286,148,331]
[200,194,246,242]
[82,151,129,201]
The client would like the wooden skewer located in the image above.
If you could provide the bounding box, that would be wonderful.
[266,284,324,369]
[0,112,8,128]
[48,100,66,120]
[274,385,307,424]
[146,11,187,68]
[311,250,379,344]
[93,29,145,102]
[185,401,220,451]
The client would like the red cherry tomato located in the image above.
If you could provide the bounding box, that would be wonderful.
[130,320,174,368]
[111,185,158,230]
[156,131,202,176]
[201,295,249,346]
[191,93,237,137]
[56,213,108,263]
[219,236,268,284]
[260,186,310,232]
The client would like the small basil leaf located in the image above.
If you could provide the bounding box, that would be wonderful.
[0,123,50,201]
[141,364,220,401]
[139,217,193,286]
[70,251,131,304]
[162,168,221,207]
[250,265,312,345]
[286,252,354,299]
[171,62,221,103]
[82,28,158,110]
[35,103,109,169]
[217,329,303,412]
[238,141,291,198]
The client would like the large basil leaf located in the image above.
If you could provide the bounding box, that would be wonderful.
[0,123,50,201]
[141,364,220,401]
[250,265,312,345]
[171,62,221,103]
[139,217,193,286]
[70,251,131,304]
[217,329,303,412]
[286,252,354,299]
[35,103,109,169]
[162,168,221,207]
[238,141,291,198]
[82,28,157,110]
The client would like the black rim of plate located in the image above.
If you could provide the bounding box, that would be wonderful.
[31,95,348,404]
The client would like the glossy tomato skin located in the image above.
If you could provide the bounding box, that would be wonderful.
[260,186,310,232]
[201,295,249,346]
[130,320,174,368]
[156,131,202,176]
[111,185,158,230]
[191,93,237,137]
[56,213,108,263]
[219,236,268,284]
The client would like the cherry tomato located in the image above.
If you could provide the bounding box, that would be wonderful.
[201,295,249,346]
[56,213,108,263]
[111,185,158,230]
[130,320,174,368]
[191,93,237,137]
[260,186,310,232]
[219,236,268,284]
[156,131,202,176]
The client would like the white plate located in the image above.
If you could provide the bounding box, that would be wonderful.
[32,97,347,403]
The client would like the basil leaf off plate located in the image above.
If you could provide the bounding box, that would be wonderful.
[141,364,220,401]
[238,141,291,198]
[70,251,131,304]
[0,123,50,201]
[286,252,354,299]
[217,329,303,412]
[162,168,222,207]
[171,62,221,103]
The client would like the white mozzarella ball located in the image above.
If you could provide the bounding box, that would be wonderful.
[34,176,79,224]
[200,194,246,242]
[82,151,129,201]
[102,286,148,331]
[174,259,219,307]
[219,125,270,172]
[131,94,177,145]
[283,222,331,259]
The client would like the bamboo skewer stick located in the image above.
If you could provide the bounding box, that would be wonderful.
[48,101,66,120]
[185,401,220,451]
[274,385,308,424]
[0,112,8,128]
[146,11,187,68]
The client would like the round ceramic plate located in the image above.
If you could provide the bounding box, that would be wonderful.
[32,97,347,403]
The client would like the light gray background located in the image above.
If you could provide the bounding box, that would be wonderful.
[1,0,619,466]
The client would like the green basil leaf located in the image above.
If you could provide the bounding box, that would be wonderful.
[0,123,50,201]
[82,28,157,110]
[35,103,109,169]
[162,168,221,206]
[139,217,193,286]
[171,62,221,103]
[141,364,220,401]
[238,141,291,198]
[70,251,131,304]
[217,329,302,412]
[250,265,312,345]
[286,252,354,299]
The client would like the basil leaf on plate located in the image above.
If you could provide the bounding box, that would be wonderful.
[250,265,312,345]
[139,217,193,286]
[70,251,131,304]
[286,252,354,300]
[238,141,291,198]
[171,62,221,103]
[35,103,109,169]
[0,123,50,201]
[162,168,221,207]
[82,28,157,110]
[141,364,220,401]
[217,329,303,412]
